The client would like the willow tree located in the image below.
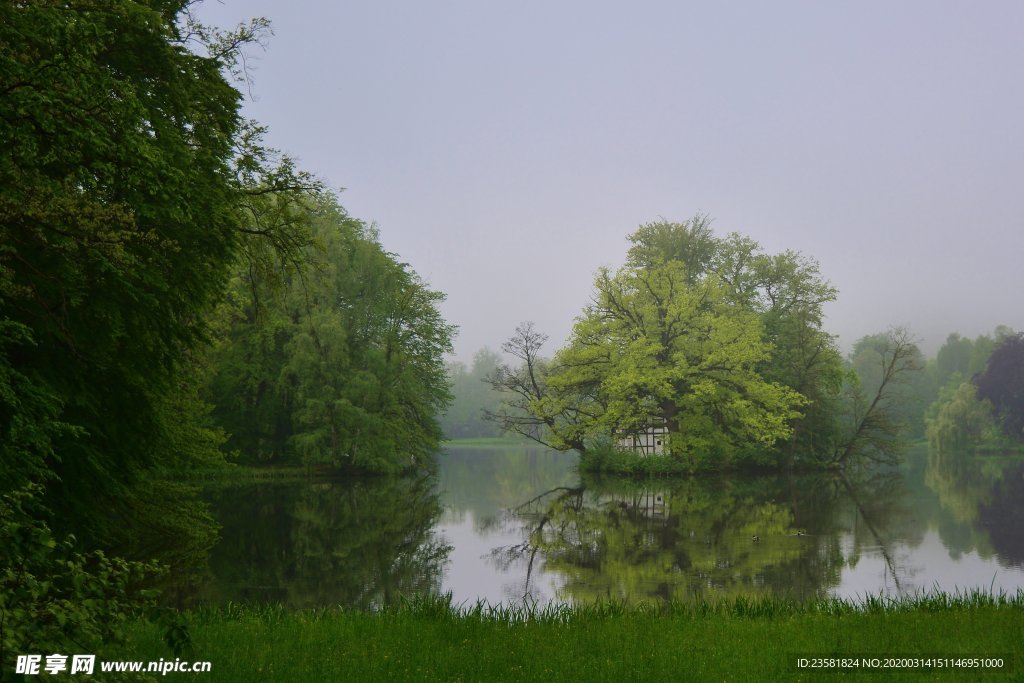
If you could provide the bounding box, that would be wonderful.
[206,200,455,472]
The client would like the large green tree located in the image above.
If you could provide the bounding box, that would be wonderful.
[0,0,322,662]
[490,217,844,468]
[206,199,455,472]
[0,1,264,529]
[552,258,805,465]
[974,332,1024,441]
[623,219,852,466]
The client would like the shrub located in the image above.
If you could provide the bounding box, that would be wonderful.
[1,486,161,676]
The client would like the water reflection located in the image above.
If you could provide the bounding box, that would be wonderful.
[494,475,847,602]
[187,474,450,609]
[162,445,1024,608]
[470,448,1024,604]
[925,445,1024,567]
[435,446,577,602]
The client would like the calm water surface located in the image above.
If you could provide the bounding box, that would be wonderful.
[184,445,1024,608]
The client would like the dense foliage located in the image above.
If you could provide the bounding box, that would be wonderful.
[974,333,1024,440]
[925,329,1024,454]
[553,255,806,463]
[0,3,265,666]
[206,201,454,472]
[1,1,456,669]
[1,0,455,498]
[489,217,848,469]
[0,0,251,533]
[0,487,161,675]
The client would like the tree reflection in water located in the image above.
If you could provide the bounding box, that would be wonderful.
[148,447,1024,609]
[493,471,925,603]
[925,444,1024,567]
[183,474,451,609]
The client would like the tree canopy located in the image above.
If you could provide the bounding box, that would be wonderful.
[206,199,455,472]
[0,0,257,527]
[0,0,266,660]
[0,0,457,594]
[973,332,1024,441]
[553,257,805,464]
[489,217,846,469]
[923,327,1021,455]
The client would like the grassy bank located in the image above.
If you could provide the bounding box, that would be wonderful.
[577,444,858,476]
[117,593,1023,681]
[577,444,752,475]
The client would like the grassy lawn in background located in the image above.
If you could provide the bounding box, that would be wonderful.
[442,436,540,449]
[117,593,1023,682]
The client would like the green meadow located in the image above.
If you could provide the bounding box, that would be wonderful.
[117,593,1023,682]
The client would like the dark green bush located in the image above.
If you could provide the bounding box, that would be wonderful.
[1,486,161,678]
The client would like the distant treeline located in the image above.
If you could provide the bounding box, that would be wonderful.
[440,349,505,439]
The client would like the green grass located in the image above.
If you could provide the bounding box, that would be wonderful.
[116,592,1023,681]
[578,444,713,475]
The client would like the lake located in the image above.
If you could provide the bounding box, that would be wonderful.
[178,444,1024,609]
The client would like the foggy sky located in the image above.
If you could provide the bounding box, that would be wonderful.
[198,0,1023,361]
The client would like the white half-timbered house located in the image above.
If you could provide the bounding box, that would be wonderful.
[616,421,669,456]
